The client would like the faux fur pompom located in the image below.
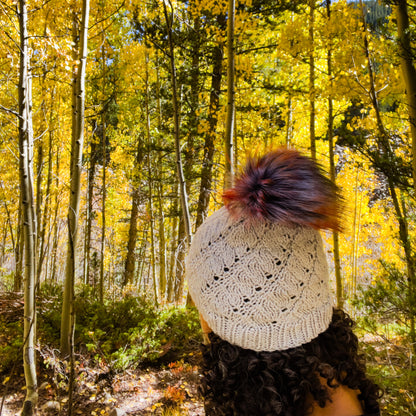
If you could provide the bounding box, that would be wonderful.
[223,149,343,231]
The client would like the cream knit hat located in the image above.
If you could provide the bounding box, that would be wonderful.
[186,149,342,352]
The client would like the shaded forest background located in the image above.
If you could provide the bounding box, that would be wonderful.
[1,0,416,415]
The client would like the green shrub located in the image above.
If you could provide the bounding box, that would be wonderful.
[1,285,202,375]
[37,282,63,346]
[69,288,201,370]
[361,339,416,416]
[353,268,416,416]
[108,306,200,370]
[0,320,23,374]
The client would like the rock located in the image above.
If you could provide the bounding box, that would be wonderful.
[109,408,125,416]
[41,400,61,412]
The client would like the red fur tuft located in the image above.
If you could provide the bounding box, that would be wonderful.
[223,149,343,231]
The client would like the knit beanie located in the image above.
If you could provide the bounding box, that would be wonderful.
[186,149,342,352]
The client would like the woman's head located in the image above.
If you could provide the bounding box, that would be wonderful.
[200,309,382,416]
[186,148,343,352]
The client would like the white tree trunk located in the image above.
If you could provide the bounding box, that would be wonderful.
[163,0,192,247]
[18,0,38,414]
[224,0,235,189]
[61,0,90,356]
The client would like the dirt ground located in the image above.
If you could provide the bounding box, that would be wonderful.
[0,350,205,416]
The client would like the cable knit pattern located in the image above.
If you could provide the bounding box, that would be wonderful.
[186,207,333,352]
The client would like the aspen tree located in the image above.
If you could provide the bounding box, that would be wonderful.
[183,10,201,199]
[224,0,235,188]
[308,0,316,161]
[50,141,61,283]
[35,134,43,283]
[36,87,55,284]
[326,0,343,309]
[18,0,38,413]
[195,13,226,228]
[155,51,167,299]
[167,185,179,302]
[99,41,107,303]
[144,43,158,306]
[351,168,362,298]
[285,13,295,148]
[156,179,167,299]
[61,0,90,356]
[15,210,24,291]
[123,141,144,287]
[84,133,97,285]
[162,0,192,250]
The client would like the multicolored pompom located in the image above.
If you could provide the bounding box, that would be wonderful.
[223,149,343,231]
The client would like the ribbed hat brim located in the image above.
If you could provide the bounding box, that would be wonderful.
[202,299,333,352]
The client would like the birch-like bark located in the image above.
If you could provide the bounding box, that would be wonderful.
[36,82,54,284]
[285,96,293,148]
[1,228,6,266]
[144,45,158,306]
[99,42,107,304]
[224,0,235,189]
[155,51,167,298]
[156,180,167,299]
[83,136,96,285]
[167,188,179,302]
[18,0,38,413]
[195,14,226,229]
[61,0,90,356]
[183,15,200,191]
[326,0,343,309]
[99,126,106,302]
[163,0,192,247]
[14,203,24,291]
[35,140,43,283]
[350,169,359,299]
[174,218,186,303]
[123,136,144,287]
[42,122,54,282]
[50,142,61,283]
[308,0,316,161]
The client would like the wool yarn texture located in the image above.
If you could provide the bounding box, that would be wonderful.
[186,206,333,352]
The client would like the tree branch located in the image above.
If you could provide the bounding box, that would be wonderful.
[0,104,20,118]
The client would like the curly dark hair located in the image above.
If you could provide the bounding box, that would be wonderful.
[200,309,382,416]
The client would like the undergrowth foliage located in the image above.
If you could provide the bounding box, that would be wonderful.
[353,262,416,416]
[0,284,201,376]
[358,331,416,416]
[2,283,416,415]
[1,286,203,414]
[77,292,201,370]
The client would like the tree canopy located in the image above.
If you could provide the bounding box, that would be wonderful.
[1,0,416,414]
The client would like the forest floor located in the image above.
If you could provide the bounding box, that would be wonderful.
[1,294,414,416]
[0,292,206,416]
[0,343,205,416]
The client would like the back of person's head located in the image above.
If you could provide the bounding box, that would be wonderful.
[186,149,381,415]
[200,310,381,415]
